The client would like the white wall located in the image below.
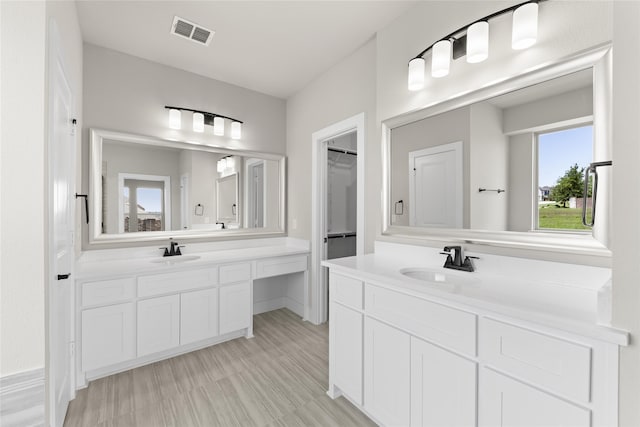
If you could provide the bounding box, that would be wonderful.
[469,102,508,230]
[611,2,640,426]
[82,44,286,248]
[0,0,83,381]
[507,133,534,232]
[286,39,377,252]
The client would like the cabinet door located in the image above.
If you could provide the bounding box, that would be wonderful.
[479,368,591,427]
[364,317,410,427]
[332,303,363,405]
[82,303,135,371]
[219,282,250,335]
[411,337,476,427]
[180,288,219,345]
[137,295,180,357]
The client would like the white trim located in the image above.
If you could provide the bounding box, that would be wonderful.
[117,173,171,233]
[311,113,365,325]
[179,173,190,230]
[244,159,267,228]
[408,142,463,228]
[0,369,45,427]
[381,44,612,259]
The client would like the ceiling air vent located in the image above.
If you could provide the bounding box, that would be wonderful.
[171,16,214,46]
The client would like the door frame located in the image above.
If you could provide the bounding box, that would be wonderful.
[311,113,365,325]
[46,20,76,426]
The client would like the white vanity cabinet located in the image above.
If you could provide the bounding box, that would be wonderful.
[77,250,309,387]
[328,271,621,427]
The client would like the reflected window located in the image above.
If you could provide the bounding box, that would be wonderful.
[120,177,168,232]
[537,125,593,231]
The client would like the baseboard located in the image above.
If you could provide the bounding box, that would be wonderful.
[254,297,286,315]
[285,297,304,317]
[0,368,45,427]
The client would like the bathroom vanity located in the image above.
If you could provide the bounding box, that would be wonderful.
[324,243,627,427]
[74,239,309,388]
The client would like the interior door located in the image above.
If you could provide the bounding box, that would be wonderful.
[249,162,264,228]
[49,23,75,427]
[409,141,463,228]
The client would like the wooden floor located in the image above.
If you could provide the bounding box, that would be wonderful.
[64,309,375,427]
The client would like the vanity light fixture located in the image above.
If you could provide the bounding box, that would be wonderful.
[168,108,181,129]
[193,112,204,132]
[407,0,542,91]
[164,106,243,139]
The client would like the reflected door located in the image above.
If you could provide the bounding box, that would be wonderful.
[409,141,463,228]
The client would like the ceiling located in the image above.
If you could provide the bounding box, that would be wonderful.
[76,1,417,99]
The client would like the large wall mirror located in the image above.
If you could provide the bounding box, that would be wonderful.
[89,128,285,245]
[382,45,612,257]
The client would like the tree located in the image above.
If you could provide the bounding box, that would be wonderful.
[550,164,586,207]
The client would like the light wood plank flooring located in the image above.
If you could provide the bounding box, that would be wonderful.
[65,309,374,427]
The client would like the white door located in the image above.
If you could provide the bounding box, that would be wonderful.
[364,318,411,426]
[137,295,180,356]
[219,282,251,334]
[180,288,219,345]
[81,303,136,371]
[479,368,591,427]
[248,162,264,228]
[411,337,476,427]
[49,23,75,427]
[180,173,190,230]
[332,303,363,405]
[409,141,463,228]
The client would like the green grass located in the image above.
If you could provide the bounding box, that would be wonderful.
[538,205,591,230]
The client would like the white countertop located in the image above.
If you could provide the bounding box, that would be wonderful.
[77,245,309,280]
[323,252,628,346]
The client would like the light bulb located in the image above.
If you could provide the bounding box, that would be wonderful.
[193,112,204,132]
[231,121,242,139]
[169,109,181,130]
[467,21,489,63]
[226,156,235,170]
[213,116,225,136]
[407,57,425,91]
[512,2,538,50]
[431,40,452,78]
[217,158,226,173]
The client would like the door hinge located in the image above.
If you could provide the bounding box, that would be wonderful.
[69,342,75,358]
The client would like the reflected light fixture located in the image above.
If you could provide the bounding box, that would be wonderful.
[168,108,181,129]
[217,155,235,174]
[407,0,542,91]
[164,106,243,139]
[193,112,204,132]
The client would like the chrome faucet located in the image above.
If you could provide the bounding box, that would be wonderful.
[160,239,183,257]
[440,246,478,272]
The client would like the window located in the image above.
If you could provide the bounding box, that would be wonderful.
[118,174,171,233]
[537,125,592,231]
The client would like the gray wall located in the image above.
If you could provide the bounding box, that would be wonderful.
[82,43,286,248]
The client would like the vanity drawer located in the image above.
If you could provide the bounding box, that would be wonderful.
[255,255,307,279]
[331,273,363,309]
[138,267,218,298]
[219,263,251,284]
[82,277,136,307]
[480,318,591,402]
[365,284,476,356]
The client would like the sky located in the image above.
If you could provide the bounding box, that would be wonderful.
[538,125,593,188]
[136,188,163,212]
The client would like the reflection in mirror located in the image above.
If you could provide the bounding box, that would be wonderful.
[91,129,285,244]
[390,69,594,233]
[216,173,238,227]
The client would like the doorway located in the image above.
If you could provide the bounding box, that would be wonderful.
[311,113,365,325]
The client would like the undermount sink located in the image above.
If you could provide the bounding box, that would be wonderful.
[399,268,478,286]
[150,255,201,265]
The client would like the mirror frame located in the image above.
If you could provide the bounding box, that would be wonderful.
[89,128,286,246]
[381,44,612,258]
